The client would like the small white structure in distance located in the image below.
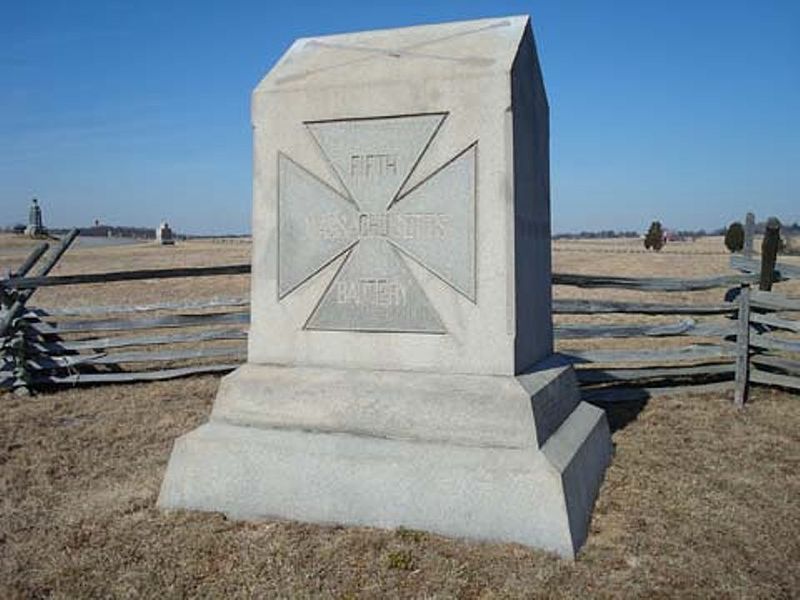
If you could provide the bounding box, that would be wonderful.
[156,221,175,245]
[25,198,45,238]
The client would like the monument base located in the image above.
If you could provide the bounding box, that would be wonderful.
[158,360,611,558]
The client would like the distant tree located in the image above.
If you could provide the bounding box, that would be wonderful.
[644,221,664,251]
[724,221,745,253]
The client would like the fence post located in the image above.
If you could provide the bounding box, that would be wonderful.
[734,283,751,408]
[1,242,51,395]
[759,217,780,291]
[0,229,78,338]
[744,212,755,259]
[9,329,32,396]
[1,242,49,310]
[0,230,77,395]
[11,242,50,279]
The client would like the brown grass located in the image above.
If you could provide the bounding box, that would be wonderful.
[0,235,250,307]
[1,234,799,597]
[1,381,798,598]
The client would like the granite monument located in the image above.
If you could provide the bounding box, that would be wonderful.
[159,15,612,558]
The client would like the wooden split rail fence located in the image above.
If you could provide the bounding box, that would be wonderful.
[1,230,798,405]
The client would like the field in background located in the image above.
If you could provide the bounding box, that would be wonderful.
[1,234,799,597]
[0,235,250,308]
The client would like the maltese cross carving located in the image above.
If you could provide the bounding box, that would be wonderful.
[278,113,476,333]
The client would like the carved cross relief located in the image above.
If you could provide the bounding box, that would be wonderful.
[278,113,476,333]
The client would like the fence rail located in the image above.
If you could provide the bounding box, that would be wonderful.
[1,226,799,404]
[0,263,250,290]
[552,272,761,291]
[553,299,735,315]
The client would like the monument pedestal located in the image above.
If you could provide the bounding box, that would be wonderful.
[159,360,611,558]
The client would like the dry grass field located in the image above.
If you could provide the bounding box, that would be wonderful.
[2,234,799,598]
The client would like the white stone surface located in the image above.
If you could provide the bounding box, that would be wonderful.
[156,221,174,245]
[159,369,610,558]
[210,359,578,450]
[159,15,611,558]
[249,14,551,376]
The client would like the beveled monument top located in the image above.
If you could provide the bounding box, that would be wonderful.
[255,16,531,93]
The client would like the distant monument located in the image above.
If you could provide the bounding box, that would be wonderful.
[744,212,756,258]
[25,198,45,237]
[159,16,611,557]
[156,221,175,245]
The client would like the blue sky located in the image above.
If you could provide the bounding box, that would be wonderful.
[1,0,798,234]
